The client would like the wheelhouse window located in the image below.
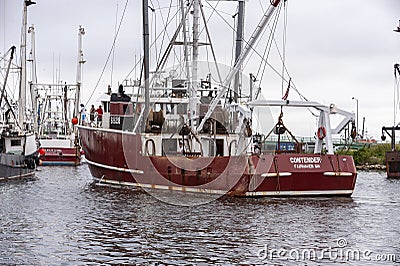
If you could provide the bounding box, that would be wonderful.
[102,101,109,113]
[166,104,175,114]
[177,104,187,115]
[123,104,130,114]
[11,139,21,146]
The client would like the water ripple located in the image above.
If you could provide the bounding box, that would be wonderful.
[0,167,399,265]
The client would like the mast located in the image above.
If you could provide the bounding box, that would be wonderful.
[28,24,38,133]
[142,0,150,132]
[188,0,201,131]
[19,0,35,128]
[197,0,282,132]
[75,25,85,118]
[233,0,245,102]
[180,0,190,83]
[63,82,68,133]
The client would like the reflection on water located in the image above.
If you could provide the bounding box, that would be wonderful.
[0,167,399,265]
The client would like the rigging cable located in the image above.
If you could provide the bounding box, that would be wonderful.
[281,0,287,96]
[154,0,173,67]
[252,2,282,84]
[203,0,277,84]
[203,0,305,106]
[149,0,157,64]
[85,0,129,106]
[0,49,20,104]
[122,4,182,83]
[151,1,183,78]
[250,1,318,117]
[199,1,223,85]
[231,3,237,67]
[200,1,227,85]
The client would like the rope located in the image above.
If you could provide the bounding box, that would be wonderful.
[0,47,20,105]
[280,0,288,96]
[273,156,281,193]
[85,0,129,106]
[253,3,282,85]
[154,0,173,67]
[123,4,182,84]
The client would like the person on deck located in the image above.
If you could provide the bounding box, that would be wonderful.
[80,104,87,125]
[90,105,95,123]
[96,105,103,127]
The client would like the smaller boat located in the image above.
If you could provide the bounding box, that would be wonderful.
[38,136,81,166]
[0,46,38,181]
[0,128,38,181]
[381,125,400,178]
[381,63,400,178]
[30,26,85,166]
[35,83,82,166]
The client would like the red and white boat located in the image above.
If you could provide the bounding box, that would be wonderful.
[38,139,81,166]
[79,0,357,197]
[30,26,85,166]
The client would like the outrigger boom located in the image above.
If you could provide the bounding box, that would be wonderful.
[248,99,355,154]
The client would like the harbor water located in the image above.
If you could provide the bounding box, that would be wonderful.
[0,166,399,265]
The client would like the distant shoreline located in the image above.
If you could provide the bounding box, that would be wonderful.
[356,164,386,171]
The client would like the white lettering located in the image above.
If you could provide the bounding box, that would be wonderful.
[110,116,121,125]
[289,156,322,169]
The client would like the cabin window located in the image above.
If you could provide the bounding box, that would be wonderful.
[122,104,131,114]
[102,101,109,113]
[177,104,187,115]
[134,103,142,114]
[154,104,162,112]
[166,104,175,114]
[162,139,177,156]
[11,139,21,147]
[209,139,215,156]
[216,139,224,156]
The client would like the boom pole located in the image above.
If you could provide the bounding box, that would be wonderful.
[75,25,85,118]
[28,24,38,133]
[142,0,150,132]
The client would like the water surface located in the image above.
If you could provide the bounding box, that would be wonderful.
[0,167,399,265]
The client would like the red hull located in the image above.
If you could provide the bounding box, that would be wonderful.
[79,126,357,197]
[40,147,81,166]
[386,151,400,178]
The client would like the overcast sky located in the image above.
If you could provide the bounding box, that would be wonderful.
[1,0,400,140]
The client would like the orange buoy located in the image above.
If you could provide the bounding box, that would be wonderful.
[39,148,46,156]
[71,117,79,125]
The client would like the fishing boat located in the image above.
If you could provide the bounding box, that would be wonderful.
[0,45,38,181]
[0,1,39,181]
[29,26,85,166]
[34,81,82,166]
[381,63,400,178]
[79,0,357,197]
